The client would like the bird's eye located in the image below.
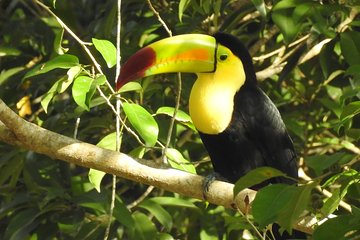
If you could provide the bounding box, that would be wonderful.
[219,54,228,61]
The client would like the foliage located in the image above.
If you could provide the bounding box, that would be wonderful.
[1,0,360,239]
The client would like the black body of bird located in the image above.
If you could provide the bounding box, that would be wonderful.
[200,34,298,187]
[205,33,304,240]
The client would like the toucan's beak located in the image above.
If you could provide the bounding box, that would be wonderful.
[116,34,216,90]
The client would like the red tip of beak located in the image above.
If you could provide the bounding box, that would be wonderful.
[116,47,156,90]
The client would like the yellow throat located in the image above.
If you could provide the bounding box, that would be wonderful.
[189,46,246,134]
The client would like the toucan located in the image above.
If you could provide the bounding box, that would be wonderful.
[116,32,298,185]
[116,32,304,239]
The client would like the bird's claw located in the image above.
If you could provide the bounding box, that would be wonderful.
[202,172,225,200]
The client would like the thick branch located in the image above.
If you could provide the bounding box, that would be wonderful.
[0,98,255,211]
[0,99,315,234]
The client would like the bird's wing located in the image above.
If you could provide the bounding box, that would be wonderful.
[235,85,298,181]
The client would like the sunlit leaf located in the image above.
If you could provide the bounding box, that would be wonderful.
[157,233,175,240]
[72,76,93,111]
[165,148,196,174]
[156,107,192,123]
[88,169,105,193]
[92,38,117,68]
[122,103,159,147]
[179,0,191,22]
[129,146,146,158]
[96,132,117,151]
[117,81,143,93]
[88,132,120,192]
[25,54,79,78]
[156,106,195,131]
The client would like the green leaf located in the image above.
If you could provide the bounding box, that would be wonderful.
[346,128,360,140]
[272,0,302,10]
[251,0,267,17]
[165,148,196,174]
[94,74,107,86]
[318,98,342,118]
[233,167,287,196]
[272,12,300,44]
[157,233,175,240]
[132,212,157,240]
[92,38,117,68]
[139,199,173,231]
[65,66,82,89]
[24,54,79,78]
[72,76,94,111]
[340,101,360,121]
[156,106,195,131]
[88,169,105,193]
[252,184,313,232]
[179,0,191,22]
[4,208,39,240]
[53,28,68,54]
[97,132,118,151]
[0,46,21,56]
[340,31,360,66]
[129,146,146,158]
[118,81,143,93]
[271,0,307,44]
[321,170,358,215]
[88,132,120,192]
[313,215,360,240]
[321,188,341,216]
[0,67,25,85]
[41,77,63,113]
[304,153,353,176]
[122,103,159,147]
[156,106,192,123]
[150,197,198,209]
[113,197,135,229]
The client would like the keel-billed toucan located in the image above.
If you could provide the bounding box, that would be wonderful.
[116,32,298,186]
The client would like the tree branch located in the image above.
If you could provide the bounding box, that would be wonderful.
[0,98,255,211]
[0,98,315,234]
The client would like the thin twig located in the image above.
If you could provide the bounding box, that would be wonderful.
[236,208,265,240]
[253,34,309,62]
[73,117,80,139]
[104,0,122,239]
[127,186,155,209]
[162,73,183,163]
[146,0,172,36]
